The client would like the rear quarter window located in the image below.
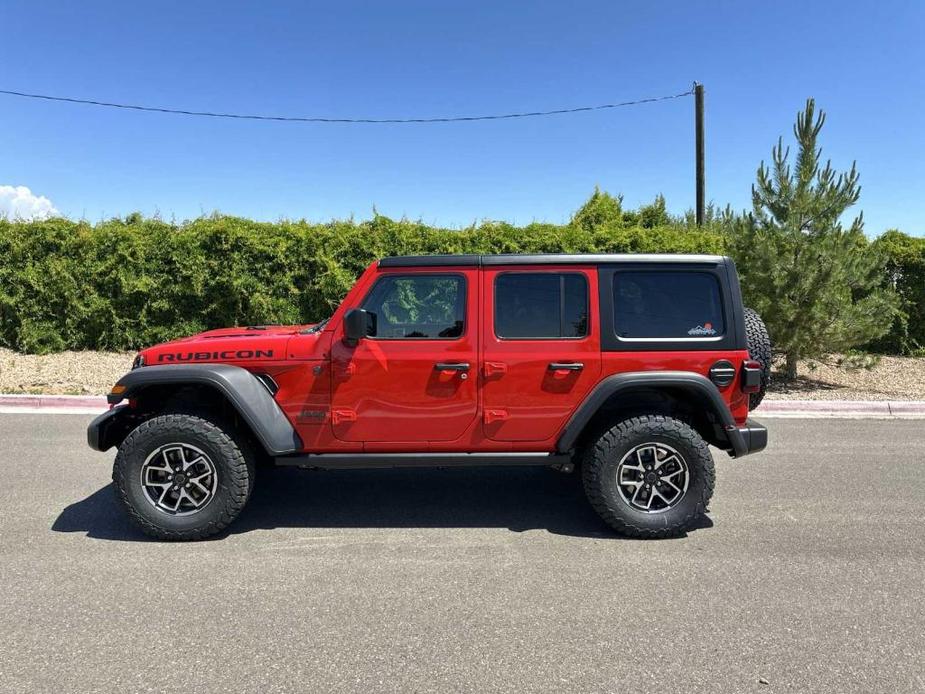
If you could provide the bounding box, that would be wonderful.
[613,271,725,339]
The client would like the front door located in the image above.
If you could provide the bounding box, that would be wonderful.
[481,267,601,442]
[330,269,478,443]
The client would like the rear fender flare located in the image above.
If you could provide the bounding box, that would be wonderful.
[556,371,737,454]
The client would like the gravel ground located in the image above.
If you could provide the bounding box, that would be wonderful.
[0,348,134,395]
[1,347,923,400]
[764,355,925,401]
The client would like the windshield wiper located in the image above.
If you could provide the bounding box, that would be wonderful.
[301,317,330,334]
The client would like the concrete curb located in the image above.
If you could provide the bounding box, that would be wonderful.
[755,399,925,418]
[0,394,108,414]
[1,393,925,418]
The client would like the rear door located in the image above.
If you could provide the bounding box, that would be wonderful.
[480,266,601,441]
[330,268,478,443]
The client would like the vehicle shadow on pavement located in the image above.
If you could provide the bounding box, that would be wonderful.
[52,467,713,541]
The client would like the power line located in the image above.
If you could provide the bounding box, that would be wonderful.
[0,87,693,124]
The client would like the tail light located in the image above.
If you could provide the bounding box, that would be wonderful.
[741,359,763,393]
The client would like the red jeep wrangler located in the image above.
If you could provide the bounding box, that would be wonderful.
[88,254,770,540]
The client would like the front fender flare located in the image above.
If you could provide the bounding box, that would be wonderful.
[99,364,302,455]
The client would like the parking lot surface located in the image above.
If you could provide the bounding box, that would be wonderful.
[0,416,922,693]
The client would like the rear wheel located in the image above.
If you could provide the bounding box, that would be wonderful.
[582,415,715,538]
[113,413,255,540]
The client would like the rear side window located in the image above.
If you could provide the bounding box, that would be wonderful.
[613,271,724,339]
[361,274,465,339]
[494,273,588,339]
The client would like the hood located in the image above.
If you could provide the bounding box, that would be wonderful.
[138,324,316,367]
[172,324,313,341]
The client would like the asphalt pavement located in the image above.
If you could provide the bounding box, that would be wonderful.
[0,415,923,693]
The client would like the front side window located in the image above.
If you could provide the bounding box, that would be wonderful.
[613,271,725,339]
[494,273,588,339]
[361,274,465,339]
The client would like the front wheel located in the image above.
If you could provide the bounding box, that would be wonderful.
[581,415,715,538]
[112,413,255,540]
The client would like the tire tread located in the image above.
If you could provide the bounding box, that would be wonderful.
[743,307,772,410]
[112,413,253,541]
[581,415,715,539]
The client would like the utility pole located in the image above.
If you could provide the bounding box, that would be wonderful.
[694,82,705,226]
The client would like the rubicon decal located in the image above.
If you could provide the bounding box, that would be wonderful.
[157,350,274,362]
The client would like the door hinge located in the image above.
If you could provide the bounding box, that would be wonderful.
[331,408,358,425]
[334,362,357,381]
[483,408,509,424]
[483,362,508,377]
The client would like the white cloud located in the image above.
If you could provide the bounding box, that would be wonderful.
[0,185,59,221]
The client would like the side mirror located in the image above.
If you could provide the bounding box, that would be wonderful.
[343,308,373,345]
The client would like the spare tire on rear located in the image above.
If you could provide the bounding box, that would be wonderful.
[743,307,772,410]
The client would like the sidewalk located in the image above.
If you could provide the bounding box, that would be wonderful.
[2,393,925,418]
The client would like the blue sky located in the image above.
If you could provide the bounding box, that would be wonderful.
[1,1,922,235]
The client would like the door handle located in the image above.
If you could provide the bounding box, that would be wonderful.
[548,362,584,371]
[435,362,470,372]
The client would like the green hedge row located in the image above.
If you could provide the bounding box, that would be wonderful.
[870,230,925,354]
[0,213,724,353]
[1,210,921,355]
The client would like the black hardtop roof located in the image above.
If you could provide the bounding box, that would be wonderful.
[379,253,728,268]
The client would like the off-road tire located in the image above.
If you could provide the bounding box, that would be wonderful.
[113,413,255,540]
[743,307,772,410]
[581,415,715,538]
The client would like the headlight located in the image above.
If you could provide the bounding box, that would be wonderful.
[132,354,145,370]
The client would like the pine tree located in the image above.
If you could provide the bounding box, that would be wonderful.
[726,99,900,379]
